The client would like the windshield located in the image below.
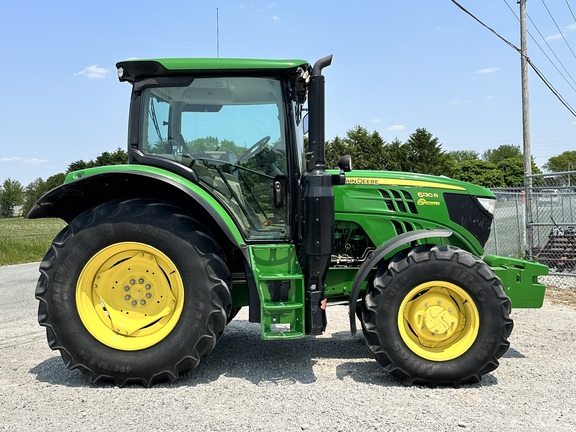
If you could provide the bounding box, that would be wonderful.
[140,77,289,240]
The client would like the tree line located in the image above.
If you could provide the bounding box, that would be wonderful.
[325,126,550,187]
[2,127,576,217]
[0,148,127,217]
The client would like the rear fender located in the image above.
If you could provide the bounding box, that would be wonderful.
[27,167,246,250]
[348,229,453,335]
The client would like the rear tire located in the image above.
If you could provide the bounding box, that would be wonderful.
[36,199,232,387]
[362,245,513,386]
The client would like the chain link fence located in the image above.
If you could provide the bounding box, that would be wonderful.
[486,171,576,289]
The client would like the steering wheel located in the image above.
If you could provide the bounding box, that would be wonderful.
[238,136,270,163]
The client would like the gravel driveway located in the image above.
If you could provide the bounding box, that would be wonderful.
[1,262,575,431]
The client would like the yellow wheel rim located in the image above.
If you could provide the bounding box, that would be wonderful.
[76,242,185,351]
[398,281,479,361]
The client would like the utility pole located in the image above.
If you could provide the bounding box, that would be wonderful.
[519,0,534,258]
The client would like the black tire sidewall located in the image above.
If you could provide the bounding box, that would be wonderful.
[43,201,230,383]
[363,246,511,385]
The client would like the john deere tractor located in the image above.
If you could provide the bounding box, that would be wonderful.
[28,55,548,387]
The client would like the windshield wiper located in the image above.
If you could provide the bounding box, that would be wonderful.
[149,99,164,143]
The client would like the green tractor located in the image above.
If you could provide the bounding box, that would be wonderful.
[28,55,548,387]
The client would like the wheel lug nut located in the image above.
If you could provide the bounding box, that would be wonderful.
[124,286,130,291]
[130,279,135,285]
[140,300,146,305]
[145,284,151,290]
[131,300,137,306]
[146,293,152,298]
[139,278,144,284]
[125,295,131,300]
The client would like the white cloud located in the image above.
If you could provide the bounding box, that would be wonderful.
[545,25,576,41]
[272,15,280,21]
[0,156,48,165]
[386,124,405,131]
[23,158,49,165]
[371,118,383,124]
[75,65,110,79]
[545,33,563,41]
[447,99,474,105]
[475,67,500,74]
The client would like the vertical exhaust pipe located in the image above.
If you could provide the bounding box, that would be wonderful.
[301,55,333,335]
[307,55,333,171]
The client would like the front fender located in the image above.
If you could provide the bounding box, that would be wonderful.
[27,165,246,249]
[348,228,453,335]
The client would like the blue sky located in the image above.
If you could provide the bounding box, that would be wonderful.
[1,0,575,187]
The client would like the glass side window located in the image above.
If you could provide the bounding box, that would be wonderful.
[140,77,289,240]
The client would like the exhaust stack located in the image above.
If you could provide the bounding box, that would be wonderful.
[301,55,334,335]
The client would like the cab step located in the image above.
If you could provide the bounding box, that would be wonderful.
[248,245,306,340]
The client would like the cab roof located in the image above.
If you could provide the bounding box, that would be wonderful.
[116,58,310,83]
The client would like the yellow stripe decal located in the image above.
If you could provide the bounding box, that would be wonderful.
[345,177,466,191]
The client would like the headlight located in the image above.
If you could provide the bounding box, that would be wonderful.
[476,197,496,215]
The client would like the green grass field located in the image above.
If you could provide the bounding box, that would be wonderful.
[0,218,66,266]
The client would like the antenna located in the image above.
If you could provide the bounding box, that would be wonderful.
[216,8,220,58]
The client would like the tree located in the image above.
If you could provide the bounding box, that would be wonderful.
[451,160,505,187]
[449,150,480,164]
[479,144,543,187]
[325,136,349,169]
[382,138,406,171]
[67,148,128,173]
[543,150,576,172]
[496,159,525,187]
[22,173,66,216]
[22,178,46,216]
[67,159,90,172]
[346,126,386,170]
[403,128,454,176]
[45,172,66,190]
[188,136,219,153]
[482,144,522,164]
[92,148,128,166]
[324,126,386,170]
[0,178,24,217]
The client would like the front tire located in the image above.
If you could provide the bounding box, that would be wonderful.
[36,199,232,386]
[362,245,513,386]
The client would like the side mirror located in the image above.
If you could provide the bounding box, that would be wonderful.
[303,113,309,135]
[337,155,353,173]
[332,155,352,186]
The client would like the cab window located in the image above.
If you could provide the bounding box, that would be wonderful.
[140,77,289,240]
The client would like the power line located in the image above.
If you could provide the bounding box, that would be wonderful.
[527,13,576,89]
[540,0,576,60]
[450,0,576,118]
[566,0,576,22]
[528,59,576,117]
[503,0,576,92]
[505,0,576,90]
[451,0,520,52]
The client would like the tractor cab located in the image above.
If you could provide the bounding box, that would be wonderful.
[117,59,311,241]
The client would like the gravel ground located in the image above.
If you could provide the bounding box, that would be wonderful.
[1,262,575,431]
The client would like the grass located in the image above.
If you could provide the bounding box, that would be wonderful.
[0,218,66,266]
